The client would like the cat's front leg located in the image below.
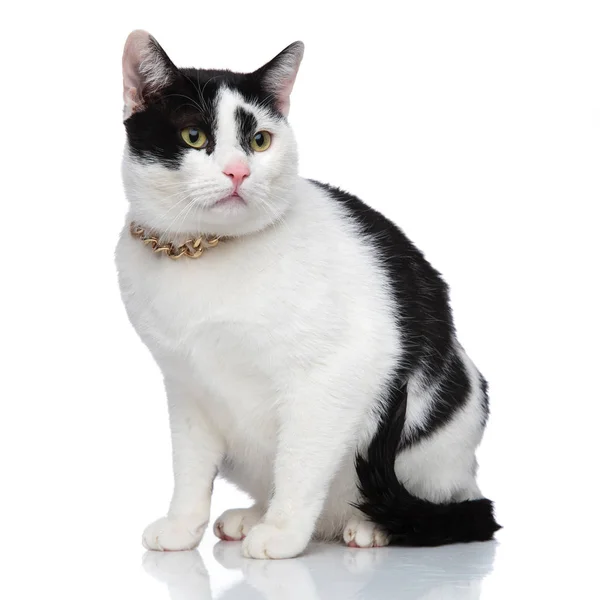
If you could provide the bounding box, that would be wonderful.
[143,380,224,551]
[242,372,368,559]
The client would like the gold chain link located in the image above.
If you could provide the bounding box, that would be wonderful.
[130,222,221,260]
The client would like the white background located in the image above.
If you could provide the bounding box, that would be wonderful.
[1,1,599,598]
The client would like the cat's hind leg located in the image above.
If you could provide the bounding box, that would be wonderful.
[354,345,499,545]
[396,348,488,505]
[214,504,265,541]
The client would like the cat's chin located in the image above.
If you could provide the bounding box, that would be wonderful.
[182,190,293,238]
[209,196,248,211]
[127,191,279,238]
[197,216,281,238]
[212,192,247,208]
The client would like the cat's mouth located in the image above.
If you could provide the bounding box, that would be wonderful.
[212,191,247,208]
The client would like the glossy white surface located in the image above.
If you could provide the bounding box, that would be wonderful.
[146,539,499,600]
[5,476,595,599]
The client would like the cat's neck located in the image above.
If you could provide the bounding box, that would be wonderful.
[126,218,224,248]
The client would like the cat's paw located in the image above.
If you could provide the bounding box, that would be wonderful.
[213,506,263,541]
[242,522,310,559]
[343,517,390,548]
[142,515,207,551]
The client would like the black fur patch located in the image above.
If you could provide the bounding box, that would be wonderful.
[313,181,500,545]
[413,352,471,443]
[235,106,258,153]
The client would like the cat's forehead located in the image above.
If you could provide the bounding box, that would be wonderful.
[216,88,280,131]
[152,70,283,147]
[173,68,284,123]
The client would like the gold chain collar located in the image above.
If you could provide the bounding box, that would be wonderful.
[130,222,222,259]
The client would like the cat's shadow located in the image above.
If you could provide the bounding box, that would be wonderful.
[143,539,497,600]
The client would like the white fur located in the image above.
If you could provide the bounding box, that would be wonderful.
[117,84,487,559]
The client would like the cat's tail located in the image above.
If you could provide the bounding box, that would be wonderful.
[354,384,501,546]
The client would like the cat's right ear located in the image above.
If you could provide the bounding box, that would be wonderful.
[122,30,177,120]
[255,42,304,117]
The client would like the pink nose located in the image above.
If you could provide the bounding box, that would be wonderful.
[223,161,250,189]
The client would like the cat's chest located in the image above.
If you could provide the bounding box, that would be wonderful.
[116,230,316,368]
[116,232,313,437]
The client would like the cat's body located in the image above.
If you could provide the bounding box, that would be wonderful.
[117,31,499,559]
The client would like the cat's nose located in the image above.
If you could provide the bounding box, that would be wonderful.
[223,161,250,189]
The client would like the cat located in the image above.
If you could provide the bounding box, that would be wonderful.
[116,30,500,560]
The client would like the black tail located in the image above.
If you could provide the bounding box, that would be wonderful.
[355,384,501,546]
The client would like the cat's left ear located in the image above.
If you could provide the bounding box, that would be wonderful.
[256,42,304,117]
[122,30,178,120]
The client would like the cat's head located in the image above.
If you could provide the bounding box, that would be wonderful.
[121,30,304,237]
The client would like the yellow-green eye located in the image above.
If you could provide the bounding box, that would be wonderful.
[250,131,272,152]
[181,127,208,149]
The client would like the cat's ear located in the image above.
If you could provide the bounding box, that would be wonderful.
[256,42,304,117]
[122,30,178,120]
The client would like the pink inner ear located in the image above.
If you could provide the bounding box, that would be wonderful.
[123,87,141,119]
[277,79,296,116]
[263,43,304,117]
[122,30,152,118]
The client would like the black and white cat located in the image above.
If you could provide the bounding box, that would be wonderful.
[116,30,500,560]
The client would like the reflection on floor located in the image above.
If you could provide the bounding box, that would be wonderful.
[143,539,497,600]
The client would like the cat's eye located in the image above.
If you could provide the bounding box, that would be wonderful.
[250,131,272,152]
[181,127,208,149]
